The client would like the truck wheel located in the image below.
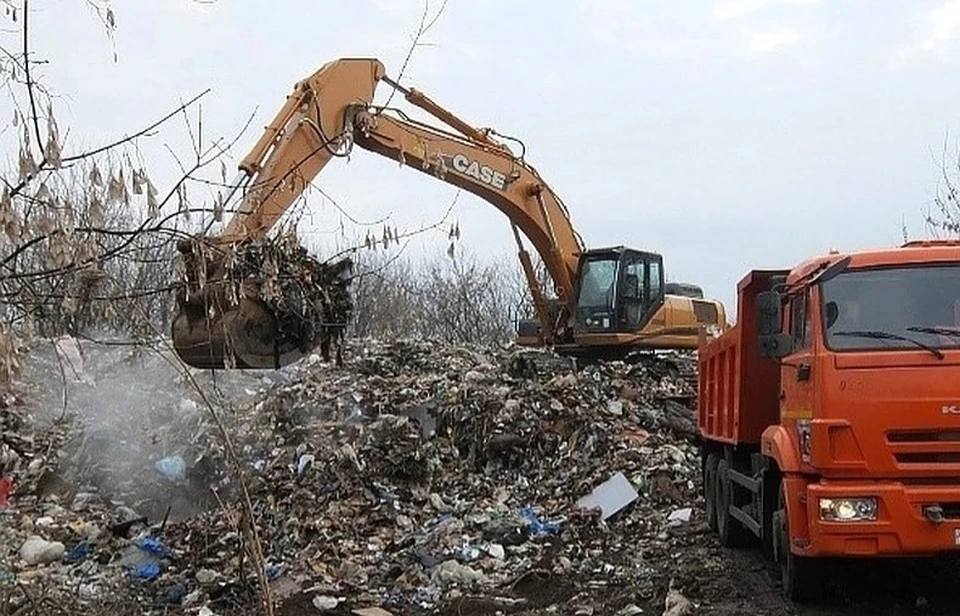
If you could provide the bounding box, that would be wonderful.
[704,452,719,531]
[716,458,750,547]
[776,483,823,603]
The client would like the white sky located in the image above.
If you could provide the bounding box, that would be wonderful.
[14,0,960,313]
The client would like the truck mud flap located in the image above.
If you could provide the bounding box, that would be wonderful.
[730,504,762,536]
[727,466,763,537]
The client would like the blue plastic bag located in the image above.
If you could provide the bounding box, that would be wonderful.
[518,507,560,535]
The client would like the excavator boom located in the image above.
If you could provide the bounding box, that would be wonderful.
[171,57,726,370]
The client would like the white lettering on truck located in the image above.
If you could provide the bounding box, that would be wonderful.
[450,154,507,191]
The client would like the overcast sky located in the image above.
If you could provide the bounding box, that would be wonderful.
[18,0,960,314]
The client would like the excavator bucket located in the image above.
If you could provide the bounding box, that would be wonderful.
[170,237,353,370]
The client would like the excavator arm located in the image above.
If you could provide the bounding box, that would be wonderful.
[172,58,586,369]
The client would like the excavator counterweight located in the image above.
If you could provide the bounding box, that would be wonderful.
[170,57,728,370]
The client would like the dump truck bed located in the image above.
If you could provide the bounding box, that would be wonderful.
[697,269,788,445]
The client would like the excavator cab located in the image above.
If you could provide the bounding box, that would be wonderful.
[572,247,665,334]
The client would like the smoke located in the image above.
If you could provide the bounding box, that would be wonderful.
[16,331,274,523]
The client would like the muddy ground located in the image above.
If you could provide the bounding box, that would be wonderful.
[423,522,960,616]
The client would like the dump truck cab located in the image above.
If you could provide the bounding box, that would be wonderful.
[698,239,960,603]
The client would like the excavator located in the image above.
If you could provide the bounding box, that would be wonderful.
[170,57,728,370]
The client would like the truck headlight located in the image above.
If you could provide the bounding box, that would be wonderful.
[819,497,878,522]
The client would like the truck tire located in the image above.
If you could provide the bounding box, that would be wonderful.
[775,483,823,603]
[716,458,751,547]
[704,452,719,531]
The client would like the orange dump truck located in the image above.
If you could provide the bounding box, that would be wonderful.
[698,240,960,601]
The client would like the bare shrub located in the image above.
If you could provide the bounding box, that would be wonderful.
[924,136,960,237]
[0,2,226,389]
[349,246,545,346]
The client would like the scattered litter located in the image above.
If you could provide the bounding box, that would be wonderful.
[2,338,704,614]
[667,507,693,526]
[576,471,639,520]
[154,583,187,606]
[519,506,561,535]
[53,334,92,385]
[154,455,186,482]
[664,582,693,616]
[486,543,505,559]
[64,540,93,564]
[296,453,315,475]
[0,476,12,510]
[118,536,174,580]
[19,535,65,565]
[352,608,395,616]
[313,595,342,610]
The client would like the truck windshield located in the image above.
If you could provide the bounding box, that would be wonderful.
[821,264,960,351]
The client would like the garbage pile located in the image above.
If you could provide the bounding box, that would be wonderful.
[0,338,706,616]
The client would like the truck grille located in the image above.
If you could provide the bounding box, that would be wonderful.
[938,503,960,519]
[887,430,960,466]
[895,452,960,464]
[888,430,960,442]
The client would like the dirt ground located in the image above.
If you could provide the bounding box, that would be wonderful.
[693,546,960,616]
[271,514,960,616]
[424,533,960,616]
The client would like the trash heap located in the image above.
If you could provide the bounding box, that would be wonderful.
[0,338,708,616]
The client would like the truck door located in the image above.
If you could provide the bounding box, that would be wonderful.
[782,290,814,460]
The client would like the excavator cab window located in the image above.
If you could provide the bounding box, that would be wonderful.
[620,257,646,329]
[574,249,666,333]
[575,256,618,329]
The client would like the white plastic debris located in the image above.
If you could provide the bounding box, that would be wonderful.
[155,455,186,482]
[313,595,342,611]
[576,471,639,520]
[667,507,693,525]
[663,581,693,616]
[486,543,505,559]
[20,535,65,565]
[297,453,315,476]
[53,334,93,385]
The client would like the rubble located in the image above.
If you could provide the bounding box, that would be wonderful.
[0,337,710,615]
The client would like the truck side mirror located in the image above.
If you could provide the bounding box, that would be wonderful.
[756,290,783,336]
[759,332,794,358]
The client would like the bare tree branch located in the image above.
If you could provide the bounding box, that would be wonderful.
[383,0,451,107]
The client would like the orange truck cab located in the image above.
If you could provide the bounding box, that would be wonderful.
[698,240,960,602]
